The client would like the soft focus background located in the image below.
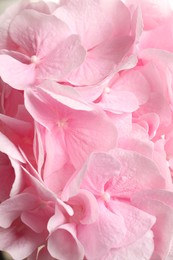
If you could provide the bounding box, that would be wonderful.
[0,0,17,13]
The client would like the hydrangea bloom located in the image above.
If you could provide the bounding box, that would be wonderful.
[0,0,173,259]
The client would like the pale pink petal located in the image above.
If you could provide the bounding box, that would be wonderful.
[139,17,173,52]
[100,90,139,113]
[66,51,115,86]
[77,202,126,259]
[21,203,53,233]
[124,0,172,30]
[80,152,120,196]
[75,83,105,102]
[108,200,156,246]
[118,124,154,158]
[104,230,154,260]
[68,189,99,224]
[100,0,131,36]
[9,9,85,79]
[0,55,35,90]
[137,92,172,128]
[0,193,38,229]
[48,223,84,260]
[67,35,134,85]
[38,35,86,81]
[42,129,69,181]
[65,108,118,169]
[108,112,132,138]
[114,70,150,105]
[132,193,173,260]
[135,113,160,139]
[39,81,92,111]
[54,0,113,49]
[108,149,165,198]
[9,9,70,57]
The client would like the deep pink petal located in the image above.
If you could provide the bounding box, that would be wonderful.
[0,221,45,260]
[0,153,15,202]
[0,132,25,162]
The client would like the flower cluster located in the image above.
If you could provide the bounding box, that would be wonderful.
[0,0,173,259]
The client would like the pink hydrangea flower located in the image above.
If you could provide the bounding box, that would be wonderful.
[0,9,85,89]
[0,0,173,259]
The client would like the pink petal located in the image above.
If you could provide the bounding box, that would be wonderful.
[0,55,35,90]
[0,153,15,202]
[124,0,172,30]
[80,152,120,196]
[137,92,172,127]
[100,0,131,36]
[38,35,86,81]
[132,192,173,260]
[0,221,45,260]
[67,35,134,85]
[54,0,113,50]
[9,9,85,80]
[77,202,126,259]
[108,149,165,198]
[21,203,53,233]
[100,90,139,113]
[42,129,69,182]
[105,230,154,260]
[9,9,70,57]
[66,50,115,86]
[25,83,91,130]
[135,113,160,139]
[37,246,56,260]
[39,81,92,111]
[0,132,25,162]
[114,69,150,105]
[0,193,38,228]
[65,108,118,169]
[118,124,154,158]
[108,200,156,246]
[48,223,84,260]
[68,189,99,224]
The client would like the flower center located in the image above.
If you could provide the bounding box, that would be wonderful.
[57,119,68,129]
[102,191,111,202]
[104,87,111,94]
[30,55,39,64]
